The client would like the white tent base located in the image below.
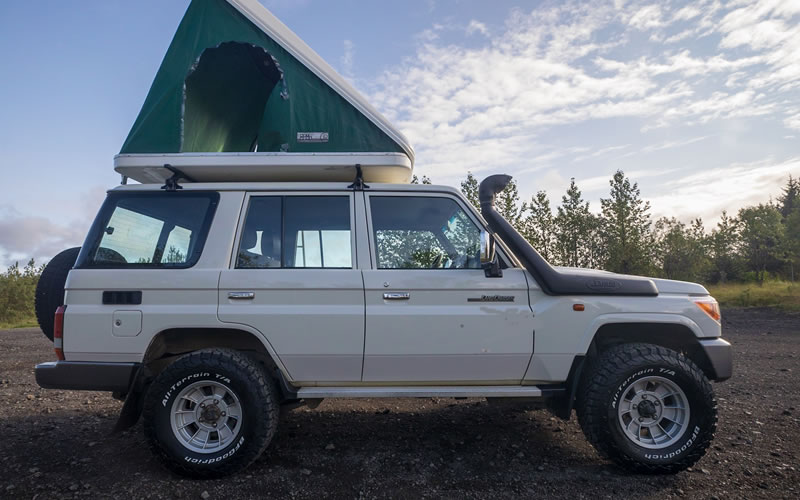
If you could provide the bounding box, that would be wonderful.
[114,152,413,184]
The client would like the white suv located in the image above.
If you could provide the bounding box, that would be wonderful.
[34,174,732,478]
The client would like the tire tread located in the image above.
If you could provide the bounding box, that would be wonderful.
[142,348,279,478]
[576,343,717,474]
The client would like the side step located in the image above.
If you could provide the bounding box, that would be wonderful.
[293,385,549,399]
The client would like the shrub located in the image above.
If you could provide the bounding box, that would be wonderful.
[0,259,43,327]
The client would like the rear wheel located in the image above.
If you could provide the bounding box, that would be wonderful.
[143,349,279,478]
[35,247,80,341]
[576,343,717,473]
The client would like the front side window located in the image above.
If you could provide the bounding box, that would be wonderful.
[369,196,481,269]
[236,196,352,269]
[78,192,218,268]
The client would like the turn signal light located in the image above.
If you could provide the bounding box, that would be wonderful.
[693,298,721,322]
[54,305,66,361]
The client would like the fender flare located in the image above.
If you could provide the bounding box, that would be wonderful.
[577,313,704,355]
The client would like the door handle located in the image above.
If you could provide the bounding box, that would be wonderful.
[383,292,410,300]
[228,292,255,300]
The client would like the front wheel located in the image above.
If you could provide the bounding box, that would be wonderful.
[576,343,717,473]
[142,349,279,478]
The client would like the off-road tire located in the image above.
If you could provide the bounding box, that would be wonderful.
[34,247,80,341]
[576,343,717,474]
[143,349,279,478]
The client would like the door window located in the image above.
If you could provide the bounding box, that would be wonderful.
[369,196,482,269]
[236,196,352,269]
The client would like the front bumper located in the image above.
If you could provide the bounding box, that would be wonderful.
[698,338,733,382]
[35,361,140,392]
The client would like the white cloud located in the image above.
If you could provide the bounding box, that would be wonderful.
[364,0,799,191]
[785,112,800,131]
[648,156,800,224]
[0,186,106,267]
[639,136,710,154]
[466,20,489,37]
[340,39,355,80]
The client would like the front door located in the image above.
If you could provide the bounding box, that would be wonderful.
[361,192,534,383]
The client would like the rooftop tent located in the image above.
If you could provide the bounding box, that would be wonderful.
[116,0,413,184]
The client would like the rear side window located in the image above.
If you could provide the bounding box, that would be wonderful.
[77,192,219,268]
[236,196,352,269]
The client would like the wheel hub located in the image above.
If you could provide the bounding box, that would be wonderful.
[636,399,657,418]
[199,400,224,424]
[170,381,242,454]
[617,375,690,450]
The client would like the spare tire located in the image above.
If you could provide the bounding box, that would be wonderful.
[35,247,81,342]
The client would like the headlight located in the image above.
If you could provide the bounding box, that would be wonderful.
[692,297,721,322]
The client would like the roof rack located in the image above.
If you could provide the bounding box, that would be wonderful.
[161,165,196,192]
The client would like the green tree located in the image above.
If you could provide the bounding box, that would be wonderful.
[778,175,799,219]
[411,174,431,185]
[784,208,800,282]
[553,179,593,267]
[707,211,743,283]
[738,203,784,283]
[522,191,555,262]
[496,177,523,230]
[460,172,480,209]
[600,170,654,274]
[584,214,607,270]
[654,217,709,282]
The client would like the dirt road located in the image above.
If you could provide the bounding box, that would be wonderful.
[1,308,798,499]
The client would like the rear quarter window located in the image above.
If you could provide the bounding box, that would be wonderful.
[76,191,219,269]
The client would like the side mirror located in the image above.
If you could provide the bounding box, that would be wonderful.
[480,230,502,277]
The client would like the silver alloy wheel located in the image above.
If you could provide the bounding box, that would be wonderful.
[617,376,690,449]
[170,380,243,454]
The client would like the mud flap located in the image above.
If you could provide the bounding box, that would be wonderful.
[113,366,147,433]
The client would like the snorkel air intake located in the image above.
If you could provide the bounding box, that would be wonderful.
[479,174,658,296]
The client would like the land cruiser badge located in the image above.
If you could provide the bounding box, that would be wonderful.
[467,295,515,302]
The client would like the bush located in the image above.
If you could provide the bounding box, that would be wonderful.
[0,260,43,328]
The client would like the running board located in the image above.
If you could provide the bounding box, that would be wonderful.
[292,385,548,399]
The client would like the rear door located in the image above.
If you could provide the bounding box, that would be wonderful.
[217,192,365,383]
[361,192,534,383]
[65,190,222,362]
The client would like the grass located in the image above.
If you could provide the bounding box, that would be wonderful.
[706,280,800,311]
[0,316,38,330]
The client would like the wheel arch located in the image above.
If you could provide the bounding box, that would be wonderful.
[553,318,720,421]
[585,322,716,382]
[141,326,291,382]
[114,326,292,433]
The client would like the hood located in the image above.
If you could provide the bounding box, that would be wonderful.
[554,267,709,295]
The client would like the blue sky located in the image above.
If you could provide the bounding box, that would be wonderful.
[0,0,799,266]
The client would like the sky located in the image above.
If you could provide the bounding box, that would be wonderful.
[0,0,798,267]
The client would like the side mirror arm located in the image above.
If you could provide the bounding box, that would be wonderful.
[482,258,503,278]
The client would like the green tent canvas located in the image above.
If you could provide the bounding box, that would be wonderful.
[116,0,414,184]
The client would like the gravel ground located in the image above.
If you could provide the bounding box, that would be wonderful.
[0,307,798,499]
